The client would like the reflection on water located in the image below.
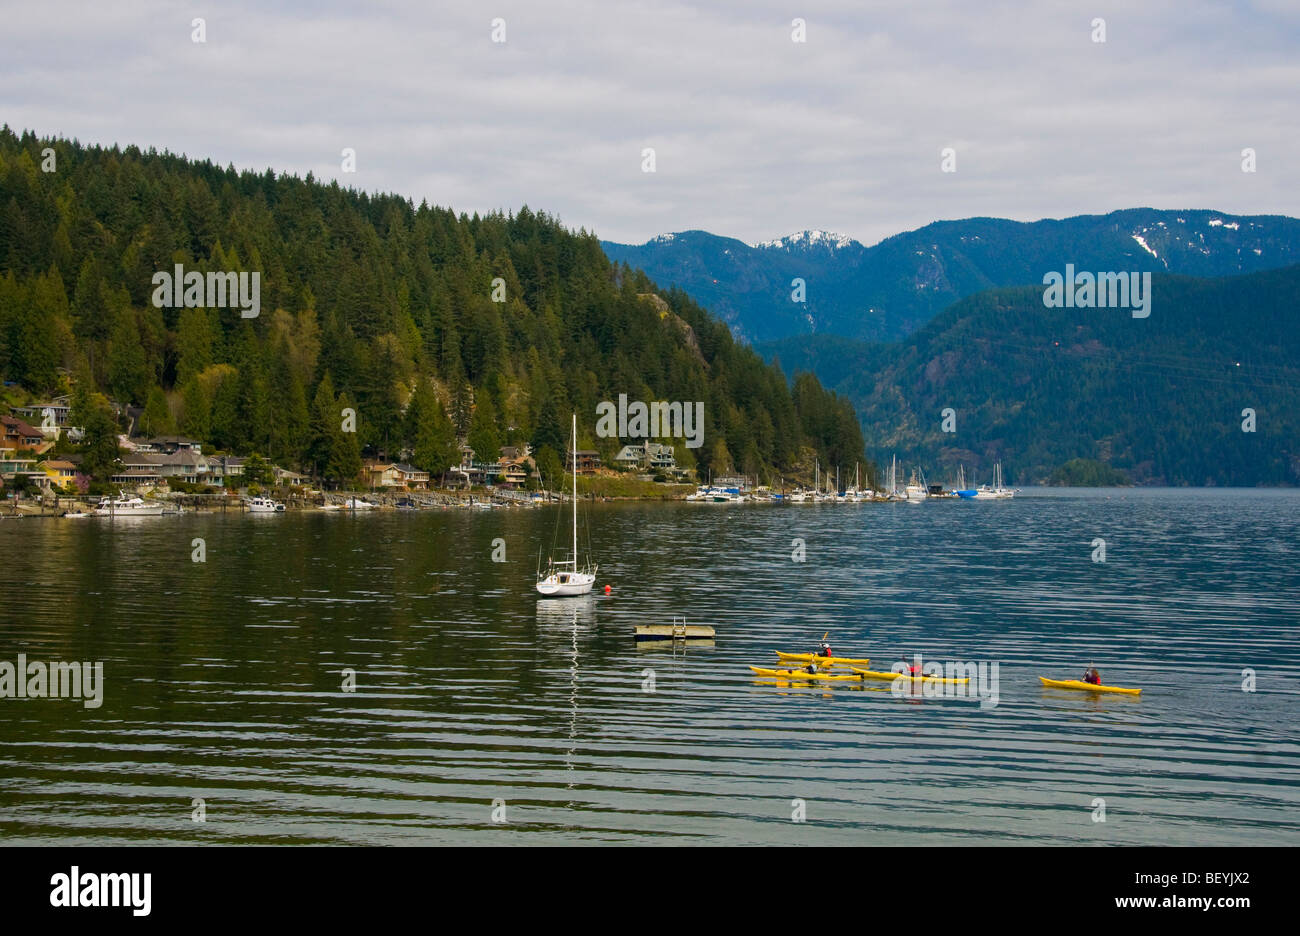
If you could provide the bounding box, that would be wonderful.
[1,488,1298,845]
[535,597,598,627]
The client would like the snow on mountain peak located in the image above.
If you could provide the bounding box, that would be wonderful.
[754,230,858,251]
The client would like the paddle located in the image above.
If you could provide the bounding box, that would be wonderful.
[816,631,830,669]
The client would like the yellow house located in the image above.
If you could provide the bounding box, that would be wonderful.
[41,459,78,488]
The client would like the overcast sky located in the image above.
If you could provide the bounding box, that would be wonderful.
[3,0,1297,247]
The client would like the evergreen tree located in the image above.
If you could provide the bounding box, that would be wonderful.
[175,306,216,385]
[467,391,501,463]
[107,312,149,404]
[140,386,174,437]
[243,453,272,485]
[180,377,211,441]
[328,392,363,486]
[413,388,458,481]
[533,446,563,491]
[307,373,338,479]
[532,398,565,456]
[76,393,123,480]
[209,369,242,450]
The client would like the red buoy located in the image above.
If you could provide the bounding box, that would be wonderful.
[604,584,612,594]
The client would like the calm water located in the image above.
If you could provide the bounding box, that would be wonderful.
[1,488,1297,845]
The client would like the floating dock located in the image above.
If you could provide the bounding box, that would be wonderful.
[634,623,716,642]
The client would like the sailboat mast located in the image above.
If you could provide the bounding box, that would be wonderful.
[577,416,582,566]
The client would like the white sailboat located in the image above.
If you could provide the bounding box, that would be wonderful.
[882,454,904,501]
[975,462,1016,499]
[993,462,1017,498]
[536,414,598,597]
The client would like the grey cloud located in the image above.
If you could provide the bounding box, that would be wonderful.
[2,0,1296,246]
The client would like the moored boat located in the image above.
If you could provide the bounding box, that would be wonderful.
[905,468,928,502]
[536,414,598,597]
[93,495,164,516]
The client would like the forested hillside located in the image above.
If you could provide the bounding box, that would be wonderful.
[0,128,864,486]
[802,266,1300,486]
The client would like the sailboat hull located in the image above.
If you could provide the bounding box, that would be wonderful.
[536,571,597,597]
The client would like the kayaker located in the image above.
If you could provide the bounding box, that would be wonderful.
[818,641,833,658]
[1083,667,1101,685]
[905,655,922,677]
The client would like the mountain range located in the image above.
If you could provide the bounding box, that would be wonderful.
[601,209,1300,345]
[796,264,1300,486]
[604,211,1300,485]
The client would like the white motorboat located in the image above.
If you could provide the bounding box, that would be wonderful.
[94,495,165,516]
[247,496,285,513]
[905,468,928,502]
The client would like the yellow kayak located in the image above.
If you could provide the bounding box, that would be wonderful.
[848,666,970,685]
[750,666,865,682]
[1040,676,1141,695]
[775,652,869,666]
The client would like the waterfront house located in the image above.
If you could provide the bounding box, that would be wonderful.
[110,455,163,485]
[1,415,49,453]
[390,463,429,489]
[40,460,79,489]
[153,450,208,484]
[495,447,531,488]
[566,450,601,474]
[0,455,38,482]
[272,466,309,486]
[364,461,430,490]
[11,395,72,430]
[134,435,204,455]
[109,450,207,485]
[613,441,677,471]
[209,456,246,485]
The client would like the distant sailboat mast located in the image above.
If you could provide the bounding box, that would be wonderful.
[571,413,578,569]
